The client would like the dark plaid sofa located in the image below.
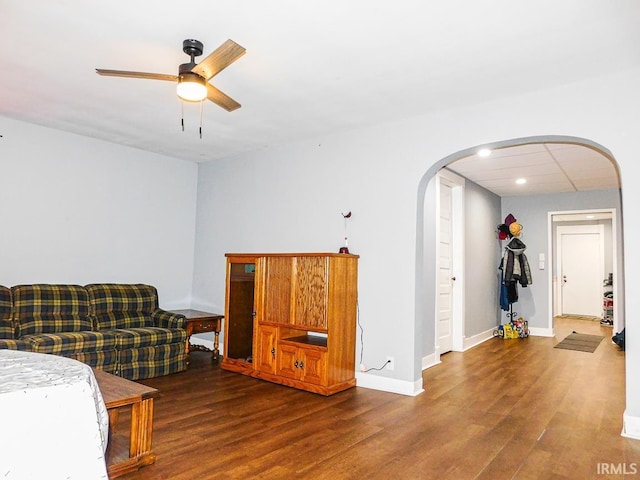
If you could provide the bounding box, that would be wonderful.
[0,283,187,380]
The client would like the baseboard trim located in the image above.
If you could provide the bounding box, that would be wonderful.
[622,412,640,440]
[421,328,495,372]
[421,352,440,371]
[356,372,424,396]
[529,326,555,337]
[462,328,495,351]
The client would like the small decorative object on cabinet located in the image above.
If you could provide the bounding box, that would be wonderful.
[221,253,359,395]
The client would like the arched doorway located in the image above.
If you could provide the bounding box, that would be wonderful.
[415,135,623,369]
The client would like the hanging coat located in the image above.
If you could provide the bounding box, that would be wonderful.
[501,237,533,287]
[499,268,510,311]
[499,237,533,309]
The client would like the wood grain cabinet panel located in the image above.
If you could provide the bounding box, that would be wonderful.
[262,256,293,325]
[255,325,277,375]
[293,256,328,330]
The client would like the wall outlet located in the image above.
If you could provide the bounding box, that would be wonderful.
[386,356,394,371]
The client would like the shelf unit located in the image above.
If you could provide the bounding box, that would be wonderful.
[602,273,613,326]
[221,253,358,395]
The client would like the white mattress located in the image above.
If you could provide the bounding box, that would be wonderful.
[0,350,109,479]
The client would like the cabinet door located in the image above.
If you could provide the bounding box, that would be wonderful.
[276,344,327,385]
[262,257,293,325]
[298,348,326,386]
[276,343,299,380]
[293,256,328,330]
[255,326,277,374]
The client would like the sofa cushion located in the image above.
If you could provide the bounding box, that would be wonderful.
[24,330,119,357]
[12,284,92,336]
[118,343,186,380]
[0,286,13,339]
[69,350,119,373]
[0,339,32,351]
[112,327,187,350]
[87,284,158,329]
[0,322,15,340]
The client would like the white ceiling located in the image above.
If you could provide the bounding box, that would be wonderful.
[0,1,638,196]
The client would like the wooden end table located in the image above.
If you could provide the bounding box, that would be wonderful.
[170,309,224,363]
[93,368,159,479]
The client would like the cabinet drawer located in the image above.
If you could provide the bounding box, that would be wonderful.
[190,320,219,333]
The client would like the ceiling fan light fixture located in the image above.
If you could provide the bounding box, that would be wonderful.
[177,72,207,102]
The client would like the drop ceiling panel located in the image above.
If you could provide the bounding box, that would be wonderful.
[573,177,620,190]
[451,151,556,172]
[446,143,619,197]
[481,173,574,189]
[487,143,549,157]
[566,165,618,179]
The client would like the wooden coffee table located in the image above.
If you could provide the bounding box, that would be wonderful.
[93,369,159,479]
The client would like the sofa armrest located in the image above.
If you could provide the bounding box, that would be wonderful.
[151,309,186,329]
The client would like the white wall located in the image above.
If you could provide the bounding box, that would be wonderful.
[0,117,198,308]
[464,179,503,337]
[193,65,640,427]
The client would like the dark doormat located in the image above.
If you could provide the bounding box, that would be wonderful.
[554,331,604,353]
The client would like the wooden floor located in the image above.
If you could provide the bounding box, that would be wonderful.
[120,317,638,480]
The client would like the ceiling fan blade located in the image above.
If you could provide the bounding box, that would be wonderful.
[191,39,246,81]
[206,83,241,112]
[95,69,178,82]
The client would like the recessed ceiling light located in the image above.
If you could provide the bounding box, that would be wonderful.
[478,148,492,157]
[516,178,527,185]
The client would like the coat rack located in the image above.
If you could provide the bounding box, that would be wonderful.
[496,213,531,338]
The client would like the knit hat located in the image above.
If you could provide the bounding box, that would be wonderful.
[509,222,522,237]
[497,224,510,240]
[504,213,516,226]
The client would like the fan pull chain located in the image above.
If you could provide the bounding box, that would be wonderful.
[181,100,185,132]
[199,99,204,139]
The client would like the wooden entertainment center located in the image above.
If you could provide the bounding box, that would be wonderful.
[221,253,359,395]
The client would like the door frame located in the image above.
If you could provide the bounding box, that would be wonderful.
[434,169,465,358]
[547,208,619,334]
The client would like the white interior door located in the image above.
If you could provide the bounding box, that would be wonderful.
[437,180,454,354]
[557,225,604,317]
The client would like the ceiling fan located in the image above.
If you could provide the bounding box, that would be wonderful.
[96,38,246,112]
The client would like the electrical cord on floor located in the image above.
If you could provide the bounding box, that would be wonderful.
[357,301,392,372]
[362,360,391,373]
